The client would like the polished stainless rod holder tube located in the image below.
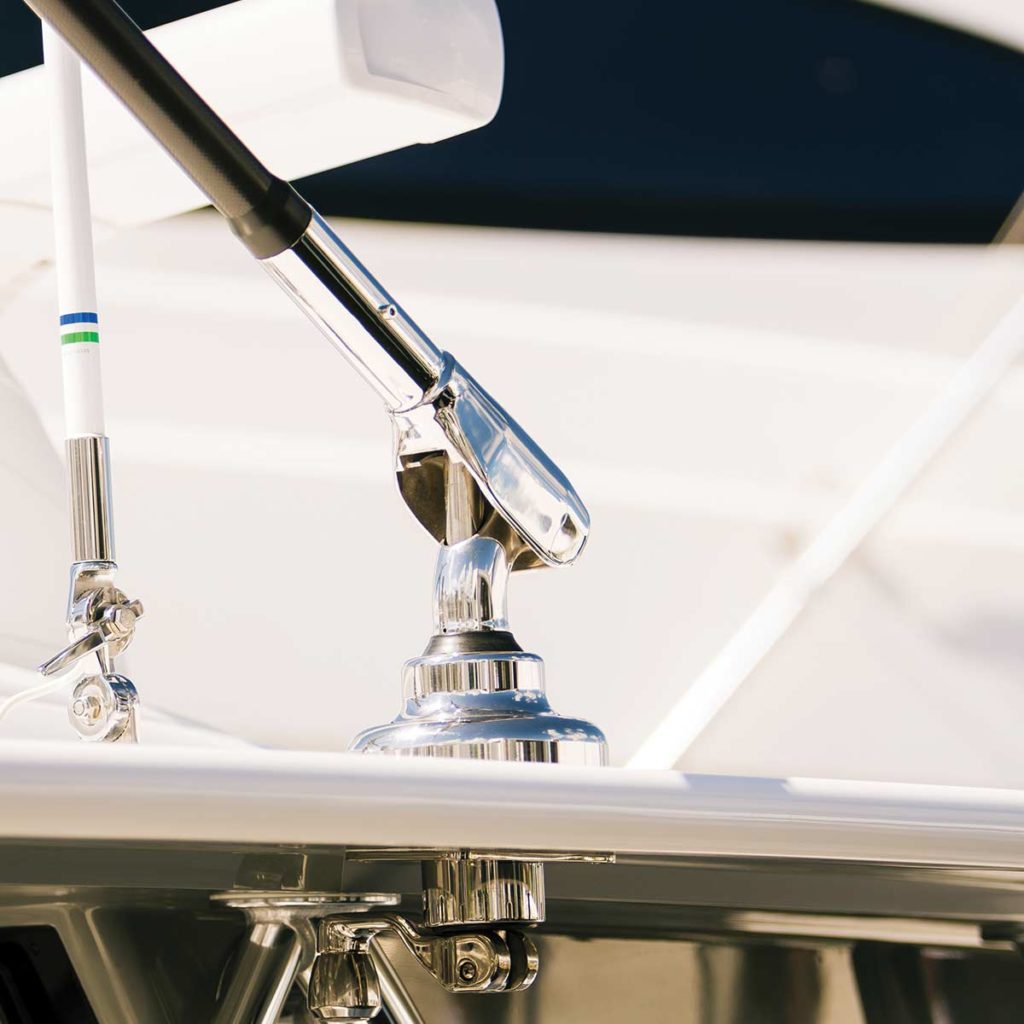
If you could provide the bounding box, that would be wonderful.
[262,214,444,412]
[66,434,114,564]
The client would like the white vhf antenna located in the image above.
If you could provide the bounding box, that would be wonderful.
[27,27,144,742]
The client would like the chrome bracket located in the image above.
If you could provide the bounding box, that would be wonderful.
[309,913,538,1022]
[37,560,143,742]
[211,892,536,1023]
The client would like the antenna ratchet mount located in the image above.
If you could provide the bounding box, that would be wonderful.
[37,436,143,743]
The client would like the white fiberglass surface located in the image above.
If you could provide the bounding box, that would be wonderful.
[2,212,1024,788]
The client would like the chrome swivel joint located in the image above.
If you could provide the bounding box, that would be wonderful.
[37,436,143,743]
[309,913,537,1021]
[209,891,536,1024]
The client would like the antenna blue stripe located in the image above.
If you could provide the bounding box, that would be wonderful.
[59,312,99,326]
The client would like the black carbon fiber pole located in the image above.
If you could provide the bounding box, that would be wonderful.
[24,0,311,258]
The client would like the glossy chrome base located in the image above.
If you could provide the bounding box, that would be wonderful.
[349,642,607,766]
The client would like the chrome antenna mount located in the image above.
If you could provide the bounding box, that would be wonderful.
[37,437,143,743]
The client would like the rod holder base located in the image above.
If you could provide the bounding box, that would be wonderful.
[350,634,607,766]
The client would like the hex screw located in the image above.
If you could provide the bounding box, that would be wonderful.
[72,693,102,723]
[457,959,478,984]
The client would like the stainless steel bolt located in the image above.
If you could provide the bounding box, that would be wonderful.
[72,693,102,722]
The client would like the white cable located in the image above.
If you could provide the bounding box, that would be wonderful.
[0,670,73,723]
[628,291,1024,770]
[43,26,106,438]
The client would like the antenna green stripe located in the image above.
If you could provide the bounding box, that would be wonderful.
[61,331,100,345]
